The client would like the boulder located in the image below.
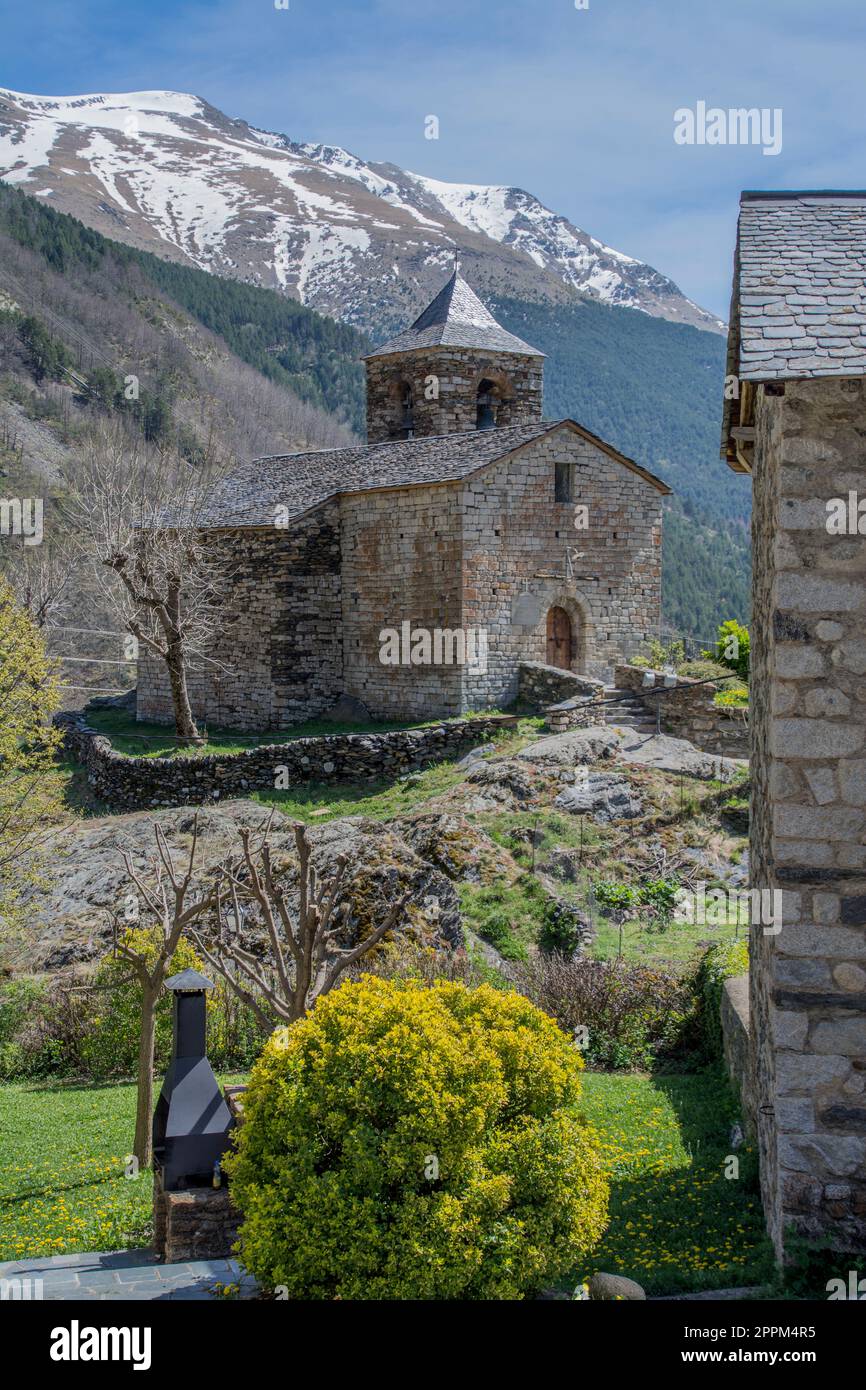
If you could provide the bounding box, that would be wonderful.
[456,744,497,769]
[460,758,543,810]
[393,811,518,885]
[517,726,622,768]
[17,801,462,970]
[616,731,746,782]
[587,1272,647,1302]
[554,772,643,823]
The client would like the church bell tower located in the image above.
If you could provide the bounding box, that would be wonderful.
[363,268,544,444]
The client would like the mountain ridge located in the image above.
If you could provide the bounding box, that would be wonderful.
[0,87,725,337]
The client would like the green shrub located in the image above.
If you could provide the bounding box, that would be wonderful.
[0,932,267,1080]
[516,954,693,1071]
[692,940,749,1061]
[226,976,609,1299]
[707,620,750,682]
[632,637,685,670]
[676,657,736,684]
[593,876,682,932]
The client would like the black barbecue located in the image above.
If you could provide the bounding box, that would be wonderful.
[152,968,234,1190]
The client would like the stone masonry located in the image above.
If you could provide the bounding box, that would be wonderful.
[138,507,343,731]
[365,346,543,443]
[748,377,866,1256]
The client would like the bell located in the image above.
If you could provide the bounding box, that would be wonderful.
[476,401,496,430]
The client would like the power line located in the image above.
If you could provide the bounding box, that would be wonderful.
[58,684,129,695]
[53,656,136,666]
[46,626,128,637]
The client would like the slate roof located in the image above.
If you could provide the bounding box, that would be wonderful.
[729,191,866,382]
[366,269,544,359]
[195,419,670,530]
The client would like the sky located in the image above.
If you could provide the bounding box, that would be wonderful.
[2,0,865,319]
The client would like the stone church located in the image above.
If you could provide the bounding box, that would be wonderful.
[138,270,669,731]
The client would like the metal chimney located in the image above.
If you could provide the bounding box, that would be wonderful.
[152,968,234,1191]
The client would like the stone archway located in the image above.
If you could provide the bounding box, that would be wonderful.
[546,606,574,669]
[542,589,592,674]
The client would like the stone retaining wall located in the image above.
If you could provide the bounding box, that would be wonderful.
[518,660,604,708]
[614,664,749,758]
[720,973,756,1134]
[56,711,518,812]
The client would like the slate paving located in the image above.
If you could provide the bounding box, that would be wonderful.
[0,1249,259,1300]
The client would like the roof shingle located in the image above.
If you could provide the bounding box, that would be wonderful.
[365,269,543,359]
[731,191,866,381]
[197,419,669,529]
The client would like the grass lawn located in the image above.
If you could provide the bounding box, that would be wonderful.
[0,1075,245,1264]
[0,1068,771,1296]
[576,1070,773,1296]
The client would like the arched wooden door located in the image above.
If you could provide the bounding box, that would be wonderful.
[546,606,573,669]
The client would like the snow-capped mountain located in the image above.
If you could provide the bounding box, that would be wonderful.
[0,88,724,336]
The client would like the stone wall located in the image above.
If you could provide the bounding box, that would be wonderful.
[365,347,543,443]
[340,483,464,719]
[720,974,757,1135]
[56,710,517,811]
[137,509,343,733]
[460,425,664,704]
[614,665,750,758]
[750,376,866,1257]
[153,1177,241,1264]
[518,660,605,708]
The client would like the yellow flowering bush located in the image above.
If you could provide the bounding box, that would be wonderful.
[226,976,609,1299]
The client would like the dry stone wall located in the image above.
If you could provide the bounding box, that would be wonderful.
[614,664,749,758]
[56,710,516,811]
[518,660,604,707]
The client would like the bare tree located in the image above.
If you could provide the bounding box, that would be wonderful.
[115,813,408,1166]
[113,816,219,1168]
[190,815,409,1027]
[64,419,230,745]
[2,535,79,629]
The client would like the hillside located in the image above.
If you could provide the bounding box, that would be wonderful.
[0,184,364,701]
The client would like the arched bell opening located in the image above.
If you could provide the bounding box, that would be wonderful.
[397,380,415,439]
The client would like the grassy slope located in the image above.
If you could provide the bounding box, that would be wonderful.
[576,1070,772,1295]
[61,713,748,971]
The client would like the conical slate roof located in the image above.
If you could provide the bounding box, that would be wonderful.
[366,269,544,359]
